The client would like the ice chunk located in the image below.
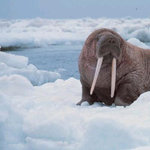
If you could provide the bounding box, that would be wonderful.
[0,77,150,149]
[0,75,33,96]
[0,51,61,85]
[127,38,150,49]
[0,51,28,69]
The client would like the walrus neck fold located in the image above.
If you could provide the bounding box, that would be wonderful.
[90,57,117,98]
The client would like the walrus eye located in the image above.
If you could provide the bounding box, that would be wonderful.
[95,35,100,41]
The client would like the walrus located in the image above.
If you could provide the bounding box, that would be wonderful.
[77,28,150,106]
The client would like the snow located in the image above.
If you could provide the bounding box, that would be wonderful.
[0,74,150,150]
[0,51,60,85]
[127,38,150,49]
[0,51,28,69]
[0,18,150,48]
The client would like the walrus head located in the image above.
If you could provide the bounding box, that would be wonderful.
[90,31,122,98]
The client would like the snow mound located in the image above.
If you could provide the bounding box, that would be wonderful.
[0,51,60,85]
[0,51,28,68]
[127,38,150,49]
[0,18,150,48]
[0,76,150,150]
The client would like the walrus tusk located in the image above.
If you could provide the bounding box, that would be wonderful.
[111,58,116,98]
[90,57,103,95]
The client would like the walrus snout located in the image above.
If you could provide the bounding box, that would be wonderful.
[96,34,121,60]
[90,33,120,97]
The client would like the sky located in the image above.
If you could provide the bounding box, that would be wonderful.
[0,0,150,19]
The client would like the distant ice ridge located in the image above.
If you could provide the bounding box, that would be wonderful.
[0,18,150,48]
[0,51,60,85]
[0,76,150,150]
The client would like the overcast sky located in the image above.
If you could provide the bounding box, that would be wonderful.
[0,0,150,19]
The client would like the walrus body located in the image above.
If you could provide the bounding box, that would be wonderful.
[78,28,150,106]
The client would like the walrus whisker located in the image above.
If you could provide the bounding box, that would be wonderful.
[111,58,116,98]
[90,57,103,95]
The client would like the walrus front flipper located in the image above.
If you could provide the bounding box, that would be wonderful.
[115,83,137,106]
[77,85,97,105]
[76,99,86,105]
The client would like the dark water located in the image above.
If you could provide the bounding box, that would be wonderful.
[6,45,83,80]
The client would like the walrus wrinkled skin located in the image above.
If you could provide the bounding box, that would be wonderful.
[77,28,150,106]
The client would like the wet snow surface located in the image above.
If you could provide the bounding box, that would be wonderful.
[0,18,150,150]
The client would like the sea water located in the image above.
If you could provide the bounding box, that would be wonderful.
[7,44,83,80]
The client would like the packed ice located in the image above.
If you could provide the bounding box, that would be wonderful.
[127,38,150,49]
[0,18,150,150]
[0,74,150,150]
[0,52,60,85]
[0,17,150,48]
